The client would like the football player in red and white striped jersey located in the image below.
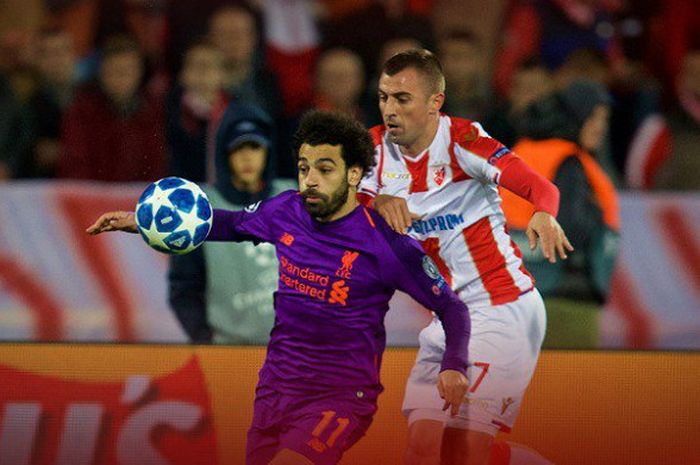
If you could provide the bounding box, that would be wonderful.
[358,50,572,465]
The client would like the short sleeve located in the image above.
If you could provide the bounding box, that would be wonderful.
[452,121,516,185]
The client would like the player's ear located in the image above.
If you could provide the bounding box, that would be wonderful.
[429,92,445,115]
[347,166,362,188]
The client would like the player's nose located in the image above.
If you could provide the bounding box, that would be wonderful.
[304,170,320,187]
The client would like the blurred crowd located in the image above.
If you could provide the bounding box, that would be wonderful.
[0,0,698,189]
[0,0,699,333]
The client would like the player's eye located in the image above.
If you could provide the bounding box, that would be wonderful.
[378,94,387,102]
[298,165,308,174]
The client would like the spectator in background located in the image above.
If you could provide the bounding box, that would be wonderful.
[168,102,295,344]
[166,39,229,183]
[0,74,33,181]
[654,0,700,96]
[26,27,78,178]
[208,5,282,121]
[553,47,610,88]
[319,0,435,79]
[655,49,700,190]
[438,30,493,120]
[313,48,366,123]
[501,79,620,301]
[58,35,165,182]
[484,58,555,148]
[493,0,622,97]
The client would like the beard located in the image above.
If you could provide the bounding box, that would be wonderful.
[301,177,350,221]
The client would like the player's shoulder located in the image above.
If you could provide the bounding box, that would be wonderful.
[447,115,510,162]
[247,189,299,214]
[275,189,302,206]
[364,207,425,258]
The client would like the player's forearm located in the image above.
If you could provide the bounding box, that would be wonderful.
[436,296,471,375]
[499,156,560,217]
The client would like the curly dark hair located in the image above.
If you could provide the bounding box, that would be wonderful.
[292,110,376,177]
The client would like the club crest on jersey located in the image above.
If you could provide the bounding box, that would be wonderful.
[335,250,359,279]
[463,125,479,143]
[431,165,446,186]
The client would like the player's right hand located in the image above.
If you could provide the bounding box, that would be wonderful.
[86,211,138,235]
[372,194,421,235]
[438,369,468,417]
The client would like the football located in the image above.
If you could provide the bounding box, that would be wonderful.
[134,177,213,255]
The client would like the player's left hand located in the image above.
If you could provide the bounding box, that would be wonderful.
[438,369,468,417]
[526,211,573,263]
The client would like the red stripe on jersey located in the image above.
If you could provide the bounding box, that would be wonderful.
[403,152,430,193]
[463,218,522,305]
[370,125,386,188]
[450,116,510,168]
[419,238,453,288]
[446,117,475,182]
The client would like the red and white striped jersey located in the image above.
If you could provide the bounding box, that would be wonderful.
[359,115,534,308]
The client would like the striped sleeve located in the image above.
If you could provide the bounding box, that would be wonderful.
[451,120,515,185]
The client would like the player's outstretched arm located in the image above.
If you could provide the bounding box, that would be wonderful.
[86,211,138,235]
[526,211,573,263]
[372,194,421,235]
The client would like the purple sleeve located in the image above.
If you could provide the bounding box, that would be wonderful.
[207,191,293,243]
[384,233,470,375]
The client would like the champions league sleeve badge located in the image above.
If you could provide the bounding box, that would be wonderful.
[422,255,448,295]
[244,201,262,213]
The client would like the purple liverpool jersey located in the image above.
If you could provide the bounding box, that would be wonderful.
[208,190,470,397]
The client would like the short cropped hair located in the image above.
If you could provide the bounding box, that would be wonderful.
[382,49,446,94]
[292,111,376,177]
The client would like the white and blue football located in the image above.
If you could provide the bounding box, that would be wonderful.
[135,177,213,255]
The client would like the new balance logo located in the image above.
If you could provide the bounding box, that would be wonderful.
[280,232,295,246]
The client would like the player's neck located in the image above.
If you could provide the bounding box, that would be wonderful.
[399,118,439,158]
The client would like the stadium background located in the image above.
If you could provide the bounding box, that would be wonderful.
[1,0,700,464]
